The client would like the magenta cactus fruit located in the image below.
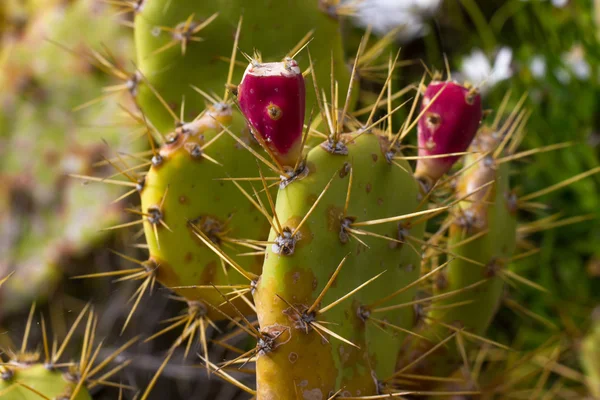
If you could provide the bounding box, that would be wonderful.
[237,58,306,168]
[415,80,482,185]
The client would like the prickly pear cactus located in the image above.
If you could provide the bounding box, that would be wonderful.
[5,1,599,399]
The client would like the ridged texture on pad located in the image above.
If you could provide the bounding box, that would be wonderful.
[134,0,349,134]
[253,134,423,398]
[0,364,91,400]
[415,81,482,184]
[140,105,271,318]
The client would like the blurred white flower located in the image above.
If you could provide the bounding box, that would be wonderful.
[529,55,547,78]
[348,0,442,42]
[458,47,513,93]
[563,45,590,80]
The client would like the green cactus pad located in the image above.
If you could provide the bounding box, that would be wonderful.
[253,132,423,398]
[140,104,271,319]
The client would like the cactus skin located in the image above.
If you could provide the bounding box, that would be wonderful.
[140,103,271,319]
[415,81,482,186]
[134,1,349,134]
[0,364,92,400]
[238,60,306,168]
[253,133,423,398]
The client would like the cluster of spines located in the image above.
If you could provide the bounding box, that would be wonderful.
[0,302,138,400]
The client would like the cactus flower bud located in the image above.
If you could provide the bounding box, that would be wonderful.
[237,58,305,168]
[415,80,482,184]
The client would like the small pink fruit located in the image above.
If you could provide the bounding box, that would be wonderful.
[415,80,482,184]
[237,58,305,168]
